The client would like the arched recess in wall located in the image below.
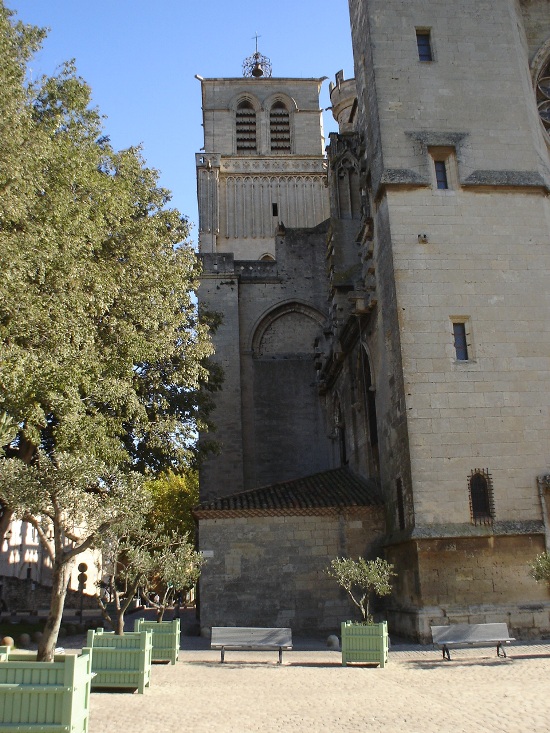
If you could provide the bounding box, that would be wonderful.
[250,301,326,357]
[531,37,550,146]
[333,395,348,466]
[334,151,361,219]
[248,301,331,487]
[357,342,379,474]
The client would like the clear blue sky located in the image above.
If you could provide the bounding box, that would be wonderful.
[7,1,355,246]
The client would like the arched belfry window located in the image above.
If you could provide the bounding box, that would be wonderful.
[468,469,494,524]
[270,101,291,153]
[236,100,257,154]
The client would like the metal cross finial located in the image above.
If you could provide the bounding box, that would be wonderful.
[252,33,261,54]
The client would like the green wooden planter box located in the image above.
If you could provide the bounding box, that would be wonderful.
[341,621,389,667]
[86,629,152,693]
[134,618,180,664]
[0,645,93,732]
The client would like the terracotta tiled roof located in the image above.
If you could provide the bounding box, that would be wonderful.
[193,467,383,518]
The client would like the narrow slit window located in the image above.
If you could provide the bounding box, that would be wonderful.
[453,322,469,360]
[434,160,448,189]
[396,478,405,531]
[272,203,278,217]
[416,30,433,62]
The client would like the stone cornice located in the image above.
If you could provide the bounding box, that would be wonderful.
[385,520,545,545]
[197,153,328,175]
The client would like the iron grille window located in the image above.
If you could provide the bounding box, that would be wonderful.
[236,101,257,153]
[434,160,448,189]
[270,102,291,153]
[469,469,494,524]
[416,31,433,62]
[453,322,468,360]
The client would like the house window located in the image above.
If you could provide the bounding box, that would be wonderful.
[469,469,494,524]
[236,101,257,154]
[270,101,291,153]
[434,160,448,189]
[416,30,433,62]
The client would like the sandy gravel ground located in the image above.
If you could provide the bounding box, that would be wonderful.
[85,638,550,733]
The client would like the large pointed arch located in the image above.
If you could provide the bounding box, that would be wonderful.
[250,301,326,357]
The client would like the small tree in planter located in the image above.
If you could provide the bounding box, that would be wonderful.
[97,520,205,633]
[327,556,396,623]
[529,551,550,584]
[328,556,396,667]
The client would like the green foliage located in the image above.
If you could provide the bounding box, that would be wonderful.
[97,514,205,631]
[0,3,215,473]
[529,551,550,584]
[145,470,199,543]
[0,2,215,657]
[0,412,16,457]
[327,557,396,622]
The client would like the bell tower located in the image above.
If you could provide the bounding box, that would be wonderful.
[196,49,331,500]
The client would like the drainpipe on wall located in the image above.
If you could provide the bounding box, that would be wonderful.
[537,474,550,552]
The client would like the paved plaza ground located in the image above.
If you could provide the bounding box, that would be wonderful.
[59,609,549,733]
[85,638,550,733]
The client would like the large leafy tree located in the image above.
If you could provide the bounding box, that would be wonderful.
[145,470,200,543]
[0,3,214,660]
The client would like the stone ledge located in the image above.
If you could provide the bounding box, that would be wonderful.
[387,520,545,543]
[462,169,549,190]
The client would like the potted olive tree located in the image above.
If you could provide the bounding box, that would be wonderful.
[530,551,550,585]
[327,556,396,667]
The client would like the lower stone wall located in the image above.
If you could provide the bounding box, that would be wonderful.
[386,534,550,641]
[197,508,386,633]
[0,576,98,613]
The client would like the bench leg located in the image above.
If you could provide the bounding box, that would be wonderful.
[278,647,282,664]
[442,645,451,661]
[220,647,225,663]
[496,643,506,658]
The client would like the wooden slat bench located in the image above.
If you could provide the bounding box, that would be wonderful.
[211,627,292,664]
[431,622,515,661]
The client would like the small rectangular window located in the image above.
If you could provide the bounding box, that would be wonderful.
[272,203,278,217]
[416,30,433,62]
[434,160,448,189]
[453,322,469,361]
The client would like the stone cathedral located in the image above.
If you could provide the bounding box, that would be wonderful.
[194,0,550,641]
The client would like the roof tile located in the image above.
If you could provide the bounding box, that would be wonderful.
[193,467,382,517]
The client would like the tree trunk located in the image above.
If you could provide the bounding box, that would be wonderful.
[115,609,125,635]
[37,561,71,662]
[0,506,14,545]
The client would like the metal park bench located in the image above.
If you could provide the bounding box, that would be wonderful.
[211,627,293,664]
[431,622,515,661]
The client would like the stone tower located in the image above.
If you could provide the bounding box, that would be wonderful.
[195,4,550,639]
[335,0,550,638]
[194,56,386,632]
[195,60,332,500]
